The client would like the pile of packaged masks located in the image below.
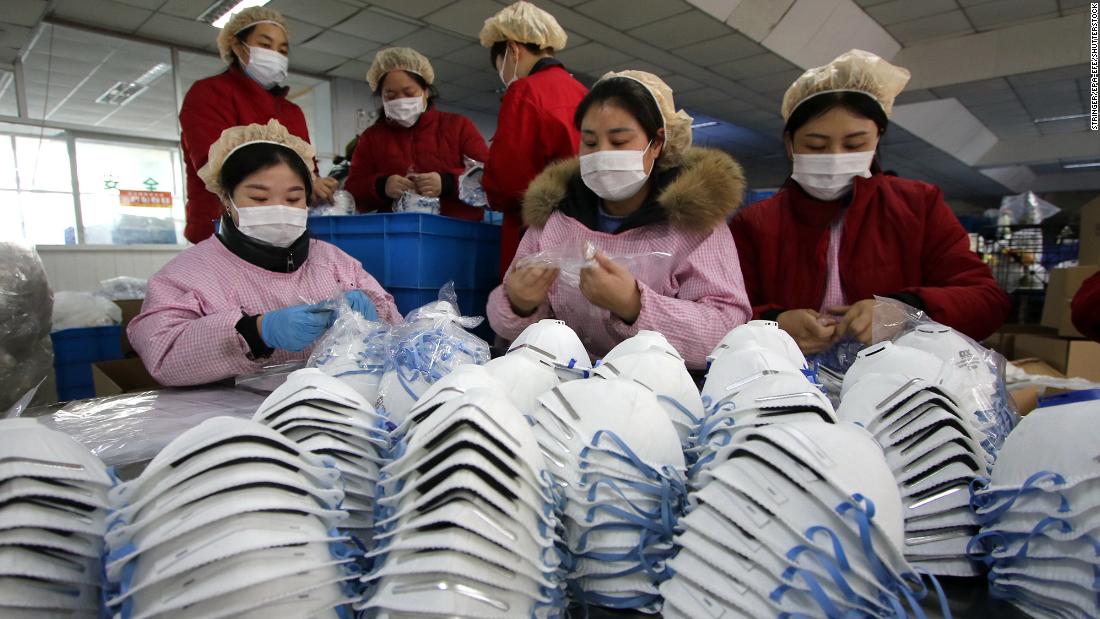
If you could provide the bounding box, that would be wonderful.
[377,295,491,422]
[307,300,392,404]
[662,421,942,618]
[253,368,390,540]
[102,416,359,618]
[969,390,1100,619]
[694,321,831,476]
[839,340,994,576]
[531,378,688,613]
[394,190,440,215]
[363,388,565,617]
[459,156,488,208]
[0,419,110,617]
[592,331,705,451]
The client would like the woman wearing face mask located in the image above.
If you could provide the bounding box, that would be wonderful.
[487,71,752,369]
[731,50,1009,353]
[344,48,490,220]
[179,7,339,244]
[129,121,401,387]
[479,1,589,275]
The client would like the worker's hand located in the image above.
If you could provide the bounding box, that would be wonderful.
[385,174,416,199]
[312,176,339,204]
[258,303,334,352]
[777,309,837,354]
[580,252,641,323]
[506,266,558,317]
[827,299,879,345]
[340,290,378,321]
[410,172,443,198]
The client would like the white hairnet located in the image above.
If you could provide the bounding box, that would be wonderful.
[367,47,435,92]
[597,70,693,168]
[216,7,289,65]
[479,1,568,51]
[781,49,910,121]
[197,120,315,197]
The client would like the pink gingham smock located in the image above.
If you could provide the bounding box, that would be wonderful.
[488,147,752,370]
[129,236,400,387]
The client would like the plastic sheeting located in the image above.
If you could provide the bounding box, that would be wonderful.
[0,242,54,414]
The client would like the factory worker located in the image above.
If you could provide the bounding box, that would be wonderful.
[731,50,1009,353]
[479,1,589,276]
[129,121,401,387]
[1072,272,1100,342]
[487,71,752,369]
[180,7,339,243]
[345,47,490,221]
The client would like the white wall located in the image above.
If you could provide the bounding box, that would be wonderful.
[36,245,183,293]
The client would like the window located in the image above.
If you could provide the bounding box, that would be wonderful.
[0,70,17,117]
[0,127,77,245]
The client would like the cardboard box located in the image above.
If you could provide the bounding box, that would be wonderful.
[1040,266,1100,337]
[983,324,1057,360]
[114,299,144,356]
[1013,334,1100,382]
[1080,196,1100,267]
[92,358,160,397]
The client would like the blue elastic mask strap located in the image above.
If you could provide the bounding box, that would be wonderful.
[657,394,703,426]
[581,430,661,481]
[1014,516,1073,559]
[773,566,844,619]
[915,566,952,619]
[787,542,863,605]
[970,470,1066,522]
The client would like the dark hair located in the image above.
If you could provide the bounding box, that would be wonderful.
[229,25,257,67]
[783,91,888,137]
[572,77,663,142]
[374,70,439,118]
[489,41,548,68]
[220,142,313,198]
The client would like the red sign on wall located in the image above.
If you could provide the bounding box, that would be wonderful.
[119,190,173,208]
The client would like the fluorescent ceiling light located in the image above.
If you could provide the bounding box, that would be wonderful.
[200,0,271,29]
[1033,113,1087,124]
[1063,161,1100,169]
[691,121,720,129]
[95,62,170,106]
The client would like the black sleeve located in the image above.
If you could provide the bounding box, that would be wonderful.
[374,176,389,201]
[886,292,927,313]
[760,308,784,322]
[440,172,458,198]
[235,312,274,360]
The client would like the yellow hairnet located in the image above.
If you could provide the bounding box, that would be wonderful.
[597,70,693,168]
[366,47,436,92]
[478,1,568,51]
[781,49,910,122]
[197,120,316,196]
[216,7,289,65]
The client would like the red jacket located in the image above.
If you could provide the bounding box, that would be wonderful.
[1072,271,1100,342]
[180,67,312,244]
[731,174,1010,341]
[344,106,489,221]
[483,61,588,275]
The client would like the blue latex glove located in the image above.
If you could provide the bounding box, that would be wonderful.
[260,303,334,352]
[342,290,379,321]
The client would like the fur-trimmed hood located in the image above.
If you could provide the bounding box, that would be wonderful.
[522,147,746,231]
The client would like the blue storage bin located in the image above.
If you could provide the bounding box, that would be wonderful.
[51,325,124,401]
[309,214,502,317]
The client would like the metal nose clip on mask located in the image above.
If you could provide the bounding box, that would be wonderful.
[0,418,112,617]
[507,319,592,382]
[969,390,1100,619]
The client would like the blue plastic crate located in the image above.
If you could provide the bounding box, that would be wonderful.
[51,325,124,401]
[308,214,501,293]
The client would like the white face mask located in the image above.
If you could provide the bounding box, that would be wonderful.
[231,201,307,247]
[498,46,518,90]
[242,46,288,89]
[791,151,875,201]
[579,141,653,202]
[383,96,426,128]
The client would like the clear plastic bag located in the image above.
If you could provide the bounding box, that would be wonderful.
[235,361,307,395]
[0,242,54,414]
[998,191,1060,225]
[394,190,440,215]
[377,283,491,421]
[51,291,122,331]
[307,298,391,404]
[311,189,356,216]
[97,276,147,300]
[458,156,487,208]
[514,240,673,288]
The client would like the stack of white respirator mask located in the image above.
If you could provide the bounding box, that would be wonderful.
[102,416,358,619]
[0,419,112,617]
[530,378,688,614]
[506,319,593,382]
[839,340,993,576]
[969,390,1100,619]
[362,387,565,617]
[662,421,946,619]
[253,368,390,541]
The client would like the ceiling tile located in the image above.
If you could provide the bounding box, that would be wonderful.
[136,12,215,48]
[741,69,803,95]
[563,30,590,48]
[659,73,703,93]
[0,0,47,27]
[575,0,691,30]
[555,42,632,73]
[864,0,957,25]
[964,0,1057,30]
[423,0,503,39]
[156,0,210,20]
[886,10,973,45]
[302,30,377,57]
[426,57,479,82]
[266,0,359,28]
[290,47,351,73]
[284,18,324,46]
[332,8,423,43]
[710,52,795,81]
[50,0,154,31]
[327,59,371,80]
[447,44,493,69]
[894,89,939,104]
[1007,64,1089,87]
[368,0,453,19]
[627,11,729,50]
[672,32,763,66]
[114,0,163,8]
[390,27,470,57]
